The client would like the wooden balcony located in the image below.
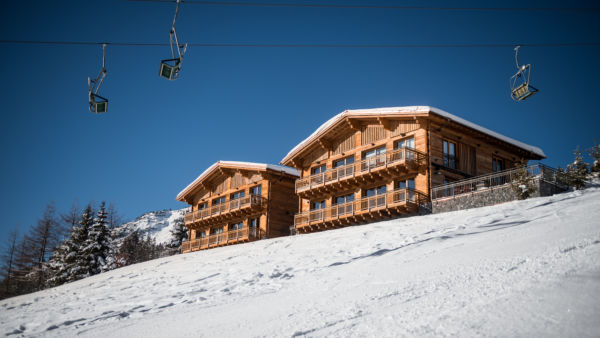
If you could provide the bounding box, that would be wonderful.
[295,148,427,197]
[293,188,428,232]
[181,227,263,253]
[184,194,266,228]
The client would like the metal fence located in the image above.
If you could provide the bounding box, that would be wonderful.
[431,164,568,200]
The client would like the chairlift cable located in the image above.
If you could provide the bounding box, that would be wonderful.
[1,40,600,48]
[124,0,600,12]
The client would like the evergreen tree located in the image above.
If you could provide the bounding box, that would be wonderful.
[45,242,70,287]
[587,141,600,175]
[117,231,140,267]
[566,146,589,189]
[67,205,94,281]
[510,161,537,200]
[167,216,187,255]
[83,202,111,274]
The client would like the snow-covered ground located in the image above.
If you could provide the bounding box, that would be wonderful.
[112,208,187,245]
[1,187,599,337]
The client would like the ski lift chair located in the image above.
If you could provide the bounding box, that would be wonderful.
[510,46,539,101]
[159,58,181,80]
[89,93,108,114]
[160,0,187,80]
[88,44,108,114]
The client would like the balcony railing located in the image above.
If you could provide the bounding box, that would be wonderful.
[181,227,263,253]
[295,147,427,193]
[294,188,427,227]
[184,194,266,225]
[430,164,568,200]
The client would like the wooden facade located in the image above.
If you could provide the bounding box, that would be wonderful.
[177,161,299,253]
[281,106,544,233]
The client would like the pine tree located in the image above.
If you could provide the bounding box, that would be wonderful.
[67,205,94,281]
[566,146,589,189]
[587,141,600,176]
[510,160,537,200]
[117,231,140,267]
[167,216,187,255]
[45,242,70,287]
[83,202,112,275]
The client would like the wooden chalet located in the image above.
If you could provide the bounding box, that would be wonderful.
[177,161,299,253]
[281,106,545,233]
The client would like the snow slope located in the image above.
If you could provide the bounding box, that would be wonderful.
[1,188,599,337]
[112,208,187,245]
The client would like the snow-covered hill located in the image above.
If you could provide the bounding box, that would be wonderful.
[1,187,599,337]
[112,208,188,245]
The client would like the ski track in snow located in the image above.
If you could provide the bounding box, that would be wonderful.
[1,188,599,337]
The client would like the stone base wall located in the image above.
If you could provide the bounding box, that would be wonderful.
[432,179,567,214]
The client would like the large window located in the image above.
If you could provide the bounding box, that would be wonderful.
[395,137,415,149]
[196,230,206,239]
[334,193,355,205]
[230,190,245,200]
[333,156,354,168]
[311,164,326,175]
[493,158,504,172]
[197,202,208,210]
[311,200,326,210]
[363,185,387,197]
[396,178,415,190]
[443,140,457,169]
[210,227,224,235]
[249,217,260,228]
[212,196,226,205]
[362,147,386,170]
[229,221,244,231]
[250,185,262,196]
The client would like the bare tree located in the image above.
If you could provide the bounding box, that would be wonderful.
[0,225,19,298]
[106,202,123,229]
[26,202,62,290]
[61,199,81,238]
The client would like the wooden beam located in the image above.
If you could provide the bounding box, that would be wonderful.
[346,118,360,131]
[377,117,391,131]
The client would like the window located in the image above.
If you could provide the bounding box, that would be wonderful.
[362,147,386,170]
[230,190,245,200]
[396,178,415,190]
[333,156,354,168]
[363,185,387,197]
[443,140,457,169]
[334,193,355,205]
[249,217,260,228]
[250,185,262,196]
[210,227,224,235]
[311,164,326,175]
[197,202,208,210]
[311,200,326,210]
[493,158,505,185]
[394,137,415,149]
[212,196,226,205]
[229,221,244,231]
[196,230,206,239]
[493,158,504,172]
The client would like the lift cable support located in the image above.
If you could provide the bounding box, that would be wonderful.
[510,45,538,101]
[88,44,108,114]
[160,0,188,80]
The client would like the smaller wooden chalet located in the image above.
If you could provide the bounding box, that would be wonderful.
[177,161,299,253]
[281,106,545,233]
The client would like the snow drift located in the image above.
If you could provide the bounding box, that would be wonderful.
[1,187,599,337]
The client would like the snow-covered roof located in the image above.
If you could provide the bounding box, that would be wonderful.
[176,161,300,201]
[281,106,545,165]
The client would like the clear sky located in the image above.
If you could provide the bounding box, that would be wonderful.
[1,0,599,241]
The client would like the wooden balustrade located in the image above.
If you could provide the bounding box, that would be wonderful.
[183,194,266,226]
[293,188,427,227]
[295,148,427,193]
[181,227,263,253]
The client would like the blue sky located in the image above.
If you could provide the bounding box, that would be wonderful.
[1,0,599,241]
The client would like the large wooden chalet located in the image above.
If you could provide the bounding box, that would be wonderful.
[177,161,299,253]
[281,106,545,233]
